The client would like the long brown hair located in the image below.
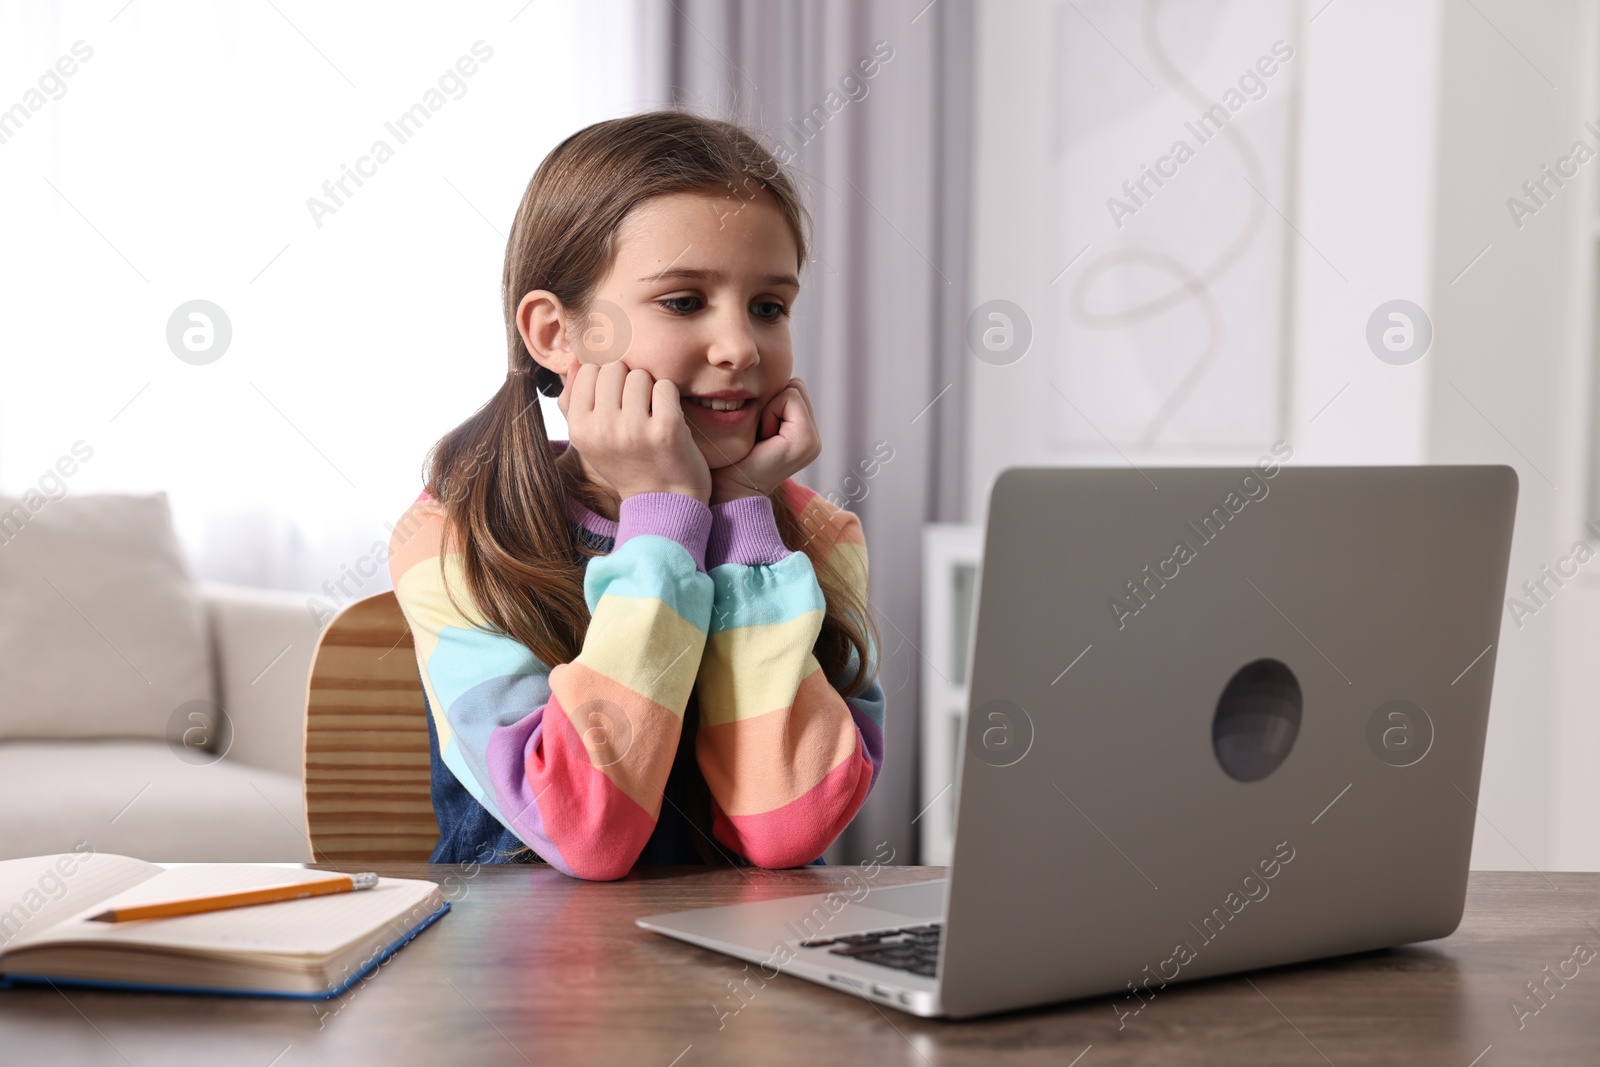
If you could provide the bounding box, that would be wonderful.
[422,109,878,864]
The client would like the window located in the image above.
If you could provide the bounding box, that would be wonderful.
[0,1,645,592]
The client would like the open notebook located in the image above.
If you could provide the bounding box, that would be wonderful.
[0,850,447,998]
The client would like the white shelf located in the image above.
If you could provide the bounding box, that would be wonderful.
[918,523,983,865]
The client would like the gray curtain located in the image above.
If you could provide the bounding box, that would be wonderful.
[635,0,975,864]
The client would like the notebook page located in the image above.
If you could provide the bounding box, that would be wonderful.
[30,873,443,960]
[0,852,159,953]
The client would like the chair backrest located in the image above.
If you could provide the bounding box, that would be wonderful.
[303,591,439,863]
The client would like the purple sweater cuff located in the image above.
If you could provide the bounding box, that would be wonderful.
[707,495,793,568]
[615,492,713,571]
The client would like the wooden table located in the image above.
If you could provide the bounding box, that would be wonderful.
[2,865,1597,1065]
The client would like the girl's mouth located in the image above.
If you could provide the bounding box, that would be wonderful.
[684,393,756,425]
[685,396,748,412]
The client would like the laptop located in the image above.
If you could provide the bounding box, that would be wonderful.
[637,463,1519,1019]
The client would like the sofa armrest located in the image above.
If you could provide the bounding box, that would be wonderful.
[200,581,322,781]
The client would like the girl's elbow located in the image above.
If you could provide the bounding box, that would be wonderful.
[717,759,876,869]
[741,839,829,871]
[563,855,638,881]
[543,827,650,881]
[735,820,848,870]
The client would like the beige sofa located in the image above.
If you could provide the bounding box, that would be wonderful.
[0,491,320,861]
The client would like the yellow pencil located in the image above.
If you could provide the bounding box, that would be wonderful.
[89,872,379,923]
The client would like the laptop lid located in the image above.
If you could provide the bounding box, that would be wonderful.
[936,463,1518,1019]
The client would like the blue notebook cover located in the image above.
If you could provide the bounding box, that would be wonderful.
[0,901,450,1000]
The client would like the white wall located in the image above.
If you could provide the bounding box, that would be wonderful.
[964,0,1057,506]
[966,0,1443,504]
[1425,0,1599,871]
[967,0,1600,869]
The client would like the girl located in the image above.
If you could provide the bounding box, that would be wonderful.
[386,109,886,880]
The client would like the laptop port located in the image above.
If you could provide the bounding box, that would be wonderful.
[872,984,893,997]
[828,975,863,991]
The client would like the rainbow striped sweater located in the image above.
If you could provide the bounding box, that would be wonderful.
[387,474,886,880]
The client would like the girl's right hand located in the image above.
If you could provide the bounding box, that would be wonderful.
[558,360,712,505]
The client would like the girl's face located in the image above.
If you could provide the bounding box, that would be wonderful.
[566,189,800,471]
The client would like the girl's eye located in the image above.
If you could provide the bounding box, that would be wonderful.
[655,295,791,322]
[657,296,701,315]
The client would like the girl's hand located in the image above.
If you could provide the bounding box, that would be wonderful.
[710,378,821,504]
[559,361,712,505]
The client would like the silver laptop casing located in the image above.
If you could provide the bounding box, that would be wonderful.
[639,464,1519,1020]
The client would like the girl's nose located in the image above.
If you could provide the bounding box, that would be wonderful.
[708,310,761,370]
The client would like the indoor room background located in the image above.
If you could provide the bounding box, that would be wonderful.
[1,0,1595,875]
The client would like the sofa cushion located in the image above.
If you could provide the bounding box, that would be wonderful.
[0,740,311,862]
[0,491,216,741]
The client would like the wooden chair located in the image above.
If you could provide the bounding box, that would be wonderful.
[303,591,439,863]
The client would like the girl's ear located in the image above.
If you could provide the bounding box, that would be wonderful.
[516,290,577,380]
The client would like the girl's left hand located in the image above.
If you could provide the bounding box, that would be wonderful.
[710,377,822,504]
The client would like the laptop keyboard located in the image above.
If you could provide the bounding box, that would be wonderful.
[798,923,941,978]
